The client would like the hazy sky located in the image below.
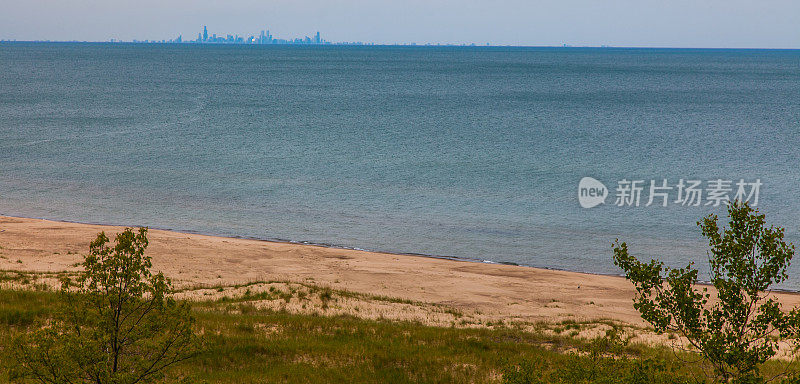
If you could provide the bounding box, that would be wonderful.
[1,0,798,48]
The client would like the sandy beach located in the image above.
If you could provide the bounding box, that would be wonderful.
[3,215,800,331]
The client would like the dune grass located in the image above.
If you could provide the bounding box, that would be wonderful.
[0,287,791,383]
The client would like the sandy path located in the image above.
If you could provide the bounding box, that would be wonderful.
[2,215,799,328]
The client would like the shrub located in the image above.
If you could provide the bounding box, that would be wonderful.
[11,228,198,384]
[613,202,799,383]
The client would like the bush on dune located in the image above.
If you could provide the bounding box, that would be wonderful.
[614,202,800,384]
[10,228,198,384]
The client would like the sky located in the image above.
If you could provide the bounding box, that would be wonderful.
[1,0,799,48]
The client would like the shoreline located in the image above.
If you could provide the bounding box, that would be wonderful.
[3,214,800,330]
[0,212,629,281]
[11,213,800,296]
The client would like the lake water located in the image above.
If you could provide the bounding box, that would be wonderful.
[1,43,799,286]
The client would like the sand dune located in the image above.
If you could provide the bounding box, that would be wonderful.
[2,215,800,330]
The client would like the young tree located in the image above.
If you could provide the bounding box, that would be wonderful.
[12,228,198,384]
[613,202,799,383]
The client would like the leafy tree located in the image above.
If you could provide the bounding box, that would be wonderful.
[11,228,197,384]
[613,202,799,383]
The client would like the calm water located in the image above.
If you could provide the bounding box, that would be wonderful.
[1,43,799,286]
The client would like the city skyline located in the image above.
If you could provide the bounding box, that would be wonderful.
[9,25,492,47]
[8,23,798,49]
[1,1,799,48]
[181,25,330,45]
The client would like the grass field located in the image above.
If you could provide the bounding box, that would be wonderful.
[0,282,791,383]
[0,284,685,384]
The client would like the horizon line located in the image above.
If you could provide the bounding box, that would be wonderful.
[1,40,800,50]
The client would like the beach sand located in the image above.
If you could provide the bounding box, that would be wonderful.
[3,215,800,332]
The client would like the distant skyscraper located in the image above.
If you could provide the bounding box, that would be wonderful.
[140,26,339,46]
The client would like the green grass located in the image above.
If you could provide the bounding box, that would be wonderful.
[171,309,697,383]
[0,290,61,328]
[0,288,791,383]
